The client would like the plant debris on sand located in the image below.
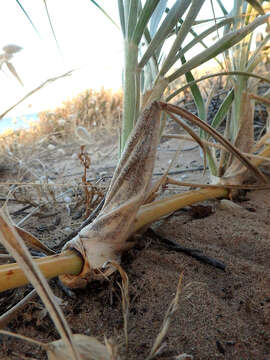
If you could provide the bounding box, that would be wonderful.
[0,120,269,359]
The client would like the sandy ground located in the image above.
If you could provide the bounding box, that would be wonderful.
[0,126,269,359]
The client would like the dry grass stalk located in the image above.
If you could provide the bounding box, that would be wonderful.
[146,272,184,360]
[0,71,72,120]
[105,261,129,352]
[78,145,104,219]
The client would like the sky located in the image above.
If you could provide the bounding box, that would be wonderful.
[0,0,235,116]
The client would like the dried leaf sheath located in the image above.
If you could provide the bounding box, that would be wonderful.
[60,102,161,288]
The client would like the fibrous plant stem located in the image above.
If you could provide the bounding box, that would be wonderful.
[0,187,227,292]
[0,250,82,292]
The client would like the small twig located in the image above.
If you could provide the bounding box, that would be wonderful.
[147,228,226,271]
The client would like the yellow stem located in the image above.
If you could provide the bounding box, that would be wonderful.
[134,187,228,231]
[0,250,82,292]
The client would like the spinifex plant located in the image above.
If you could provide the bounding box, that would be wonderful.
[1,0,270,296]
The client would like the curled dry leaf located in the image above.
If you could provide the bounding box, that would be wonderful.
[60,102,162,288]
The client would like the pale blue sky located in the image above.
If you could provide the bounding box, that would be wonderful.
[0,0,234,115]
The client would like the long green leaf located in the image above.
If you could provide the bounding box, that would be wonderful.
[246,31,270,71]
[168,13,270,83]
[177,17,233,60]
[150,0,168,36]
[127,0,139,39]
[132,0,160,44]
[89,0,120,29]
[15,0,41,38]
[43,0,62,56]
[208,88,234,138]
[180,53,217,175]
[193,15,229,24]
[159,0,205,77]
[181,55,205,121]
[138,0,191,69]
[215,0,228,15]
[118,0,126,36]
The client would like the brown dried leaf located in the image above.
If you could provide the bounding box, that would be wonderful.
[60,102,162,288]
[161,102,268,184]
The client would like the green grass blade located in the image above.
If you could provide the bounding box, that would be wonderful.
[15,0,41,38]
[180,54,217,174]
[206,148,218,175]
[150,0,168,36]
[127,0,139,39]
[215,0,228,15]
[159,0,205,77]
[89,0,120,29]
[144,26,159,73]
[138,0,191,69]
[177,17,233,60]
[43,0,62,56]
[132,0,160,44]
[168,13,270,83]
[121,41,139,153]
[247,32,270,71]
[180,55,206,121]
[193,15,229,24]
[118,0,126,36]
[208,88,234,138]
